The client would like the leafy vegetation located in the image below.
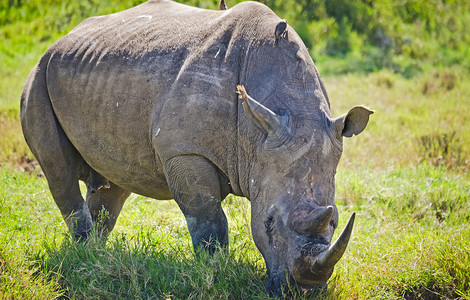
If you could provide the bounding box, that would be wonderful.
[0,0,469,299]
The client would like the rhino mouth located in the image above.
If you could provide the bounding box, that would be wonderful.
[295,281,328,294]
[290,213,356,286]
[290,254,334,286]
[299,237,330,253]
[266,270,328,298]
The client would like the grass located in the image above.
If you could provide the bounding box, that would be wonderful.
[332,165,470,298]
[38,230,266,299]
[0,170,64,299]
[323,66,470,172]
[1,0,470,299]
[1,165,469,299]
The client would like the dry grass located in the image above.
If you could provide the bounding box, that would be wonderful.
[323,67,470,172]
[0,110,33,168]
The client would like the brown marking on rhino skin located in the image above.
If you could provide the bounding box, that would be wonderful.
[20,0,373,296]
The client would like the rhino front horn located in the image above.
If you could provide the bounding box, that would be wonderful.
[314,212,355,270]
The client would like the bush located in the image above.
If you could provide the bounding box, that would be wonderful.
[2,0,470,74]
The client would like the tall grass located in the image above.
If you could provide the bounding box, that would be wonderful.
[0,170,64,299]
[328,165,470,299]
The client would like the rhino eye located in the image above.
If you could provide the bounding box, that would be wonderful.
[265,215,275,244]
[330,220,337,229]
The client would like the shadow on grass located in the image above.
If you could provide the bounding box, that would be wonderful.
[34,235,263,299]
[402,284,458,300]
[32,232,335,299]
[33,232,268,299]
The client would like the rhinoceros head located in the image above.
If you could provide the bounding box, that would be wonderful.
[237,85,372,296]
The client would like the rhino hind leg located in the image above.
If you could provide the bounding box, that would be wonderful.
[164,155,229,252]
[85,180,130,237]
[21,62,93,241]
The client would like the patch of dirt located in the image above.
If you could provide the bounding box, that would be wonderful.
[16,156,43,177]
[403,286,457,300]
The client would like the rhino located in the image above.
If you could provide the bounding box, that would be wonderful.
[20,0,373,296]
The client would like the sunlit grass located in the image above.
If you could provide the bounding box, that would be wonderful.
[331,165,470,298]
[1,165,469,298]
[325,66,470,172]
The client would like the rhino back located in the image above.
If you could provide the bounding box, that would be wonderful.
[42,0,281,197]
[43,0,323,198]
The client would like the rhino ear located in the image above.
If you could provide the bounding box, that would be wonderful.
[237,85,290,147]
[334,106,374,139]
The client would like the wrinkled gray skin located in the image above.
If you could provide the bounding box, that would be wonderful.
[21,0,373,296]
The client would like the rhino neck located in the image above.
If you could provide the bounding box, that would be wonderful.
[235,42,332,200]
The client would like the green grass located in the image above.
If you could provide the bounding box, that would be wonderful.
[1,165,469,299]
[330,166,470,299]
[0,170,64,299]
[1,0,470,299]
[0,171,269,299]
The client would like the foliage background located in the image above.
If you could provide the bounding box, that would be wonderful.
[2,0,470,75]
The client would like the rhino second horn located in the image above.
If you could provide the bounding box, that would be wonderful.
[313,212,355,270]
[291,205,333,235]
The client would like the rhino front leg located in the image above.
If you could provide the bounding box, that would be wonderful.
[164,155,229,252]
